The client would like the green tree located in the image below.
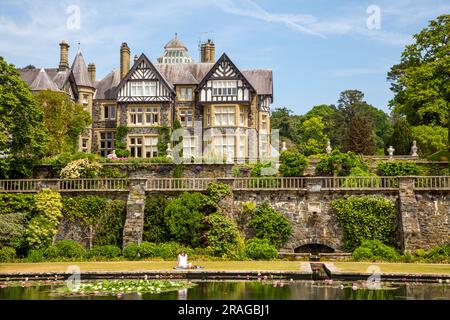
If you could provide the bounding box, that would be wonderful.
[330,90,391,153]
[279,151,308,176]
[345,115,375,155]
[0,57,48,178]
[248,202,292,247]
[143,196,170,243]
[270,107,294,140]
[164,192,209,247]
[411,125,448,157]
[296,116,329,155]
[34,90,91,156]
[390,118,414,155]
[388,15,450,150]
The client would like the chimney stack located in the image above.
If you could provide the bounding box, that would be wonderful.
[200,39,215,63]
[120,42,131,79]
[88,63,96,85]
[59,40,70,71]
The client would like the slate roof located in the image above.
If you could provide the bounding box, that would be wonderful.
[154,63,273,96]
[155,63,214,85]
[71,51,94,87]
[241,69,273,96]
[18,68,67,91]
[94,69,121,100]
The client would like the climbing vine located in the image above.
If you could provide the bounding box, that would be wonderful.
[26,189,63,249]
[332,196,397,251]
[115,125,130,158]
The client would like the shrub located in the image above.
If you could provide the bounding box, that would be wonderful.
[44,240,86,259]
[26,249,45,262]
[0,194,36,251]
[164,192,210,247]
[279,151,308,177]
[0,247,16,262]
[332,196,397,251]
[143,196,170,243]
[244,239,278,260]
[316,150,367,176]
[377,161,419,176]
[248,202,292,247]
[60,158,103,179]
[154,242,193,260]
[123,243,140,260]
[352,240,400,262]
[423,243,450,263]
[27,189,62,250]
[88,245,121,259]
[206,182,232,206]
[139,242,158,258]
[203,213,244,258]
[343,167,380,188]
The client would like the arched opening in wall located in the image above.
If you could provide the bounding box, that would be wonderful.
[295,243,335,254]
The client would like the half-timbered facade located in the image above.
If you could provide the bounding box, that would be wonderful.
[19,35,273,162]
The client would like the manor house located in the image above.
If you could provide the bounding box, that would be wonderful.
[18,35,273,162]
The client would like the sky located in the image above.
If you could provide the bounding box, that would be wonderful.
[0,0,449,115]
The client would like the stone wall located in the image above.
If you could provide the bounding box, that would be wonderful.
[46,180,450,252]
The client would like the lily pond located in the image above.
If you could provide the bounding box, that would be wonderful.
[0,279,449,300]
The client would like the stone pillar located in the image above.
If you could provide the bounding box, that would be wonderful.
[398,177,421,252]
[122,179,146,247]
[216,178,235,219]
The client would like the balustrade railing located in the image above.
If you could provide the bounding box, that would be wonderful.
[0,179,40,192]
[414,176,450,190]
[58,179,130,191]
[145,178,214,191]
[1,176,450,193]
[321,176,399,190]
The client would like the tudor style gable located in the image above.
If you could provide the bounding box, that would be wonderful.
[196,54,255,104]
[116,54,175,103]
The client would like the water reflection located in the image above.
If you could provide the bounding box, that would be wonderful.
[0,281,449,300]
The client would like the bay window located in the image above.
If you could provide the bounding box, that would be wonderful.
[214,106,235,126]
[214,135,235,160]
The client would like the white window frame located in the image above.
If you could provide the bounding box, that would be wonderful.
[131,81,157,96]
[214,106,236,126]
[212,80,238,96]
[214,135,235,160]
[182,135,197,159]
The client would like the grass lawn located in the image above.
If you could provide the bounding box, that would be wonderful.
[0,261,449,275]
[334,262,450,275]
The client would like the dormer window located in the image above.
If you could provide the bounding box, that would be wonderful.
[212,81,237,96]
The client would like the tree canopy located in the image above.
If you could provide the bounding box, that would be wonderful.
[388,14,450,127]
[34,90,91,156]
[0,57,47,178]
